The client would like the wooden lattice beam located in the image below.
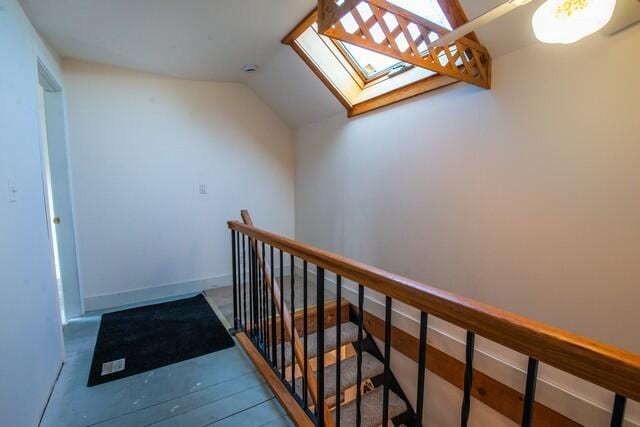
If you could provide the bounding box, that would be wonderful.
[317,0,491,89]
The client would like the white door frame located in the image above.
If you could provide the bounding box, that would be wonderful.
[37,59,83,321]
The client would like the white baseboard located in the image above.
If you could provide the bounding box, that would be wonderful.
[294,265,638,426]
[83,274,233,312]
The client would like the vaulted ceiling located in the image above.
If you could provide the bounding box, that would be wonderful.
[20,0,541,126]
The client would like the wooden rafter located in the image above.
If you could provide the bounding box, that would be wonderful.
[318,0,491,89]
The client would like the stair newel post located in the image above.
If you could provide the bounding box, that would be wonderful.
[316,266,325,426]
[231,230,238,331]
[382,297,393,426]
[416,311,429,426]
[335,275,342,427]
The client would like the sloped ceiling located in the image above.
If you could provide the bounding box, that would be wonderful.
[20,0,542,127]
[248,0,542,128]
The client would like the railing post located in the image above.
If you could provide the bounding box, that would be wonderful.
[252,240,259,340]
[335,275,342,427]
[270,245,277,366]
[290,254,296,395]
[356,284,364,427]
[521,357,539,427]
[231,230,238,331]
[316,266,325,426]
[382,296,392,426]
[461,331,475,427]
[416,311,429,426]
[242,234,247,331]
[303,260,309,409]
[610,394,626,427]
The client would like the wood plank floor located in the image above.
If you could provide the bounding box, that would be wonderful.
[41,294,293,427]
[206,273,336,327]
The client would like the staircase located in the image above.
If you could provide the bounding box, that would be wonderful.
[275,309,413,426]
[228,210,640,427]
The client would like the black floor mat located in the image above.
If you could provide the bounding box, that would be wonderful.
[87,294,234,386]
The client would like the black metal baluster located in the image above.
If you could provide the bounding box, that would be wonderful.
[249,240,253,337]
[461,331,475,427]
[521,357,539,427]
[382,296,392,426]
[231,230,238,331]
[279,249,285,379]
[611,394,626,427]
[316,267,325,426]
[303,260,309,408]
[236,231,241,329]
[290,254,296,394]
[270,245,277,365]
[242,234,247,331]
[262,242,268,354]
[257,241,262,348]
[252,241,259,342]
[356,284,364,427]
[416,311,429,426]
[261,243,267,352]
[335,275,342,427]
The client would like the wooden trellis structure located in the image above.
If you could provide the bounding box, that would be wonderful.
[317,0,491,89]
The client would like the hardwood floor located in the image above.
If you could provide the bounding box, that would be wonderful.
[42,295,293,427]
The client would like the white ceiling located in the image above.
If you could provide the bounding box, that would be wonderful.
[20,0,543,126]
[19,0,316,82]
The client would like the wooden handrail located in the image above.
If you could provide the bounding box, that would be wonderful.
[228,219,640,402]
[240,211,335,427]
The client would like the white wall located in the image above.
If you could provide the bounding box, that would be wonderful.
[0,0,65,425]
[62,60,295,309]
[295,26,640,425]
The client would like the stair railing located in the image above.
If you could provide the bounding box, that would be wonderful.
[228,212,640,427]
[236,210,334,427]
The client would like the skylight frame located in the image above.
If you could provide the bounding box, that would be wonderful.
[282,0,485,117]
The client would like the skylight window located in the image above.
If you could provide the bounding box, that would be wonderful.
[336,0,453,80]
[283,0,491,117]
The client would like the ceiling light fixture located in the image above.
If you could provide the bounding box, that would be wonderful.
[425,0,617,49]
[532,0,617,43]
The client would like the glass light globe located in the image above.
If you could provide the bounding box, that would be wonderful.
[532,0,617,44]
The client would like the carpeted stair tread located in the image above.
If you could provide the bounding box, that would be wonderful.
[333,386,407,427]
[293,352,384,400]
[276,322,364,368]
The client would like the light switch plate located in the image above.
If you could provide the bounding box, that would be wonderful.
[7,178,16,202]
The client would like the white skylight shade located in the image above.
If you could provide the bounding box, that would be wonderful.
[532,0,616,44]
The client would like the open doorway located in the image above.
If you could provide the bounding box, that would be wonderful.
[37,61,82,323]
